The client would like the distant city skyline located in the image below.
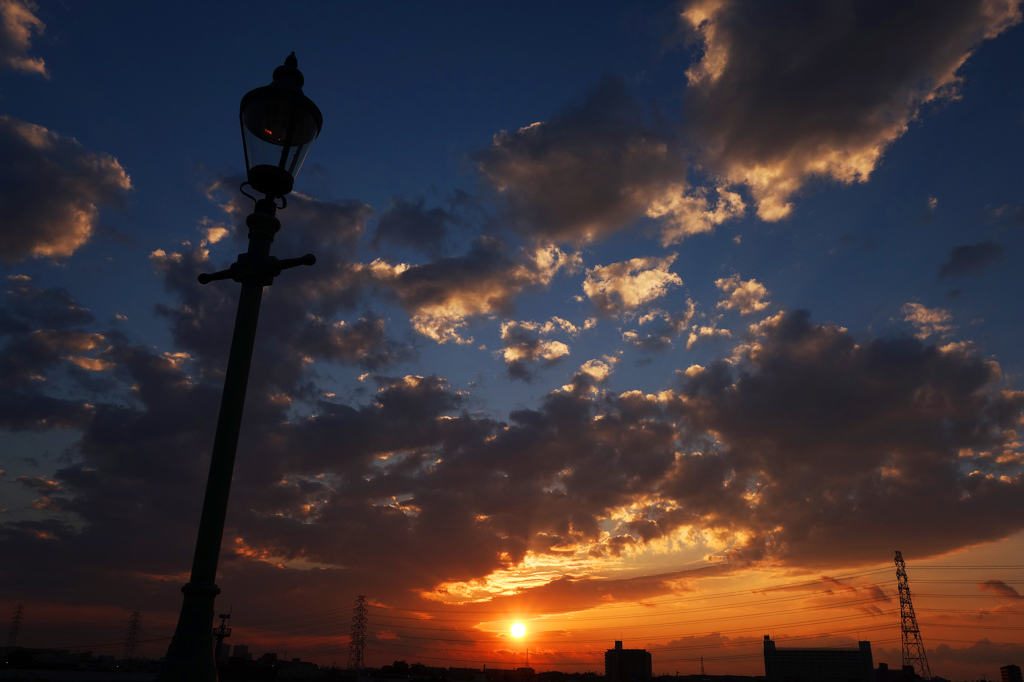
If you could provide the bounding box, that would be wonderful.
[1,2,1022,682]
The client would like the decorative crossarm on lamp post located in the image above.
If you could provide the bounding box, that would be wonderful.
[157,53,322,682]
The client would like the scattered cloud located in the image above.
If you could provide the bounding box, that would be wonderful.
[0,116,132,263]
[498,319,573,381]
[902,302,956,339]
[938,241,1004,279]
[716,274,770,315]
[0,0,47,77]
[379,238,579,344]
[623,303,696,353]
[583,254,682,317]
[687,322,731,350]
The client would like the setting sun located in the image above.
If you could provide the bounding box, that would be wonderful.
[510,622,526,638]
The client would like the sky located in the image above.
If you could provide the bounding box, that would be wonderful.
[1,0,1023,679]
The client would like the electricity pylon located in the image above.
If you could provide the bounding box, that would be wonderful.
[348,596,367,670]
[7,604,24,648]
[895,551,931,679]
[123,611,142,661]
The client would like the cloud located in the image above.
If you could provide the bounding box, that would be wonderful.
[686,321,731,350]
[474,78,696,244]
[979,579,1022,599]
[672,310,1024,565]
[498,319,573,381]
[0,116,132,263]
[648,185,746,245]
[153,188,403,396]
[0,0,47,77]
[623,303,696,352]
[378,238,579,344]
[0,275,94,334]
[938,240,1004,279]
[902,302,955,339]
[0,278,106,430]
[716,274,770,314]
[583,254,682,317]
[682,0,1022,220]
[372,196,458,256]
[2,304,1023,630]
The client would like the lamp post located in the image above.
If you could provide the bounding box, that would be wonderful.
[157,53,322,682]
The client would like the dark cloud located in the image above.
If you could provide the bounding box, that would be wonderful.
[0,116,132,262]
[0,0,47,77]
[153,186,398,393]
[979,579,1022,599]
[0,275,94,336]
[669,310,1024,565]
[682,0,1022,220]
[473,77,686,244]
[929,638,1024,667]
[372,196,457,256]
[13,475,60,494]
[2,305,1022,647]
[623,303,695,353]
[0,277,104,430]
[938,240,1004,279]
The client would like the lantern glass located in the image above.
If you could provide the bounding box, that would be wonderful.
[240,86,322,197]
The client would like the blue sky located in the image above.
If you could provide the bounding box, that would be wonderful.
[1,1,1023,677]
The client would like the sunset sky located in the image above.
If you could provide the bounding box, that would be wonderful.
[1,1,1023,679]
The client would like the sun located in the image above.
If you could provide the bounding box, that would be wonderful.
[510,622,526,638]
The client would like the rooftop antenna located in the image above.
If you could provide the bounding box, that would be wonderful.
[213,607,232,664]
[895,551,932,679]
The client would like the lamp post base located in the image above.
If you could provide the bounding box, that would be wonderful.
[157,582,221,682]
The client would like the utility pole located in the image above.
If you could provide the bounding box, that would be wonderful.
[895,550,932,679]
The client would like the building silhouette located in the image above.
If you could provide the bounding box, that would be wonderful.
[605,640,652,682]
[762,635,873,682]
[1002,664,1023,682]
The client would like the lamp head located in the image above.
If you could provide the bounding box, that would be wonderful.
[239,52,323,198]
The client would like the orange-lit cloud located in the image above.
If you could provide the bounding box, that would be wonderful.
[681,0,1022,220]
[902,302,955,339]
[0,0,47,77]
[583,254,682,317]
[377,239,579,344]
[0,116,132,263]
[716,274,770,315]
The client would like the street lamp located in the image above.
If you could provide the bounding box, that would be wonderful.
[157,53,322,682]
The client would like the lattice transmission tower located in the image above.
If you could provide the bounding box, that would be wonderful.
[348,595,367,671]
[895,551,931,680]
[7,603,24,648]
[123,611,142,661]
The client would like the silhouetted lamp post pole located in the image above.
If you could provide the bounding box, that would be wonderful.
[157,53,322,682]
